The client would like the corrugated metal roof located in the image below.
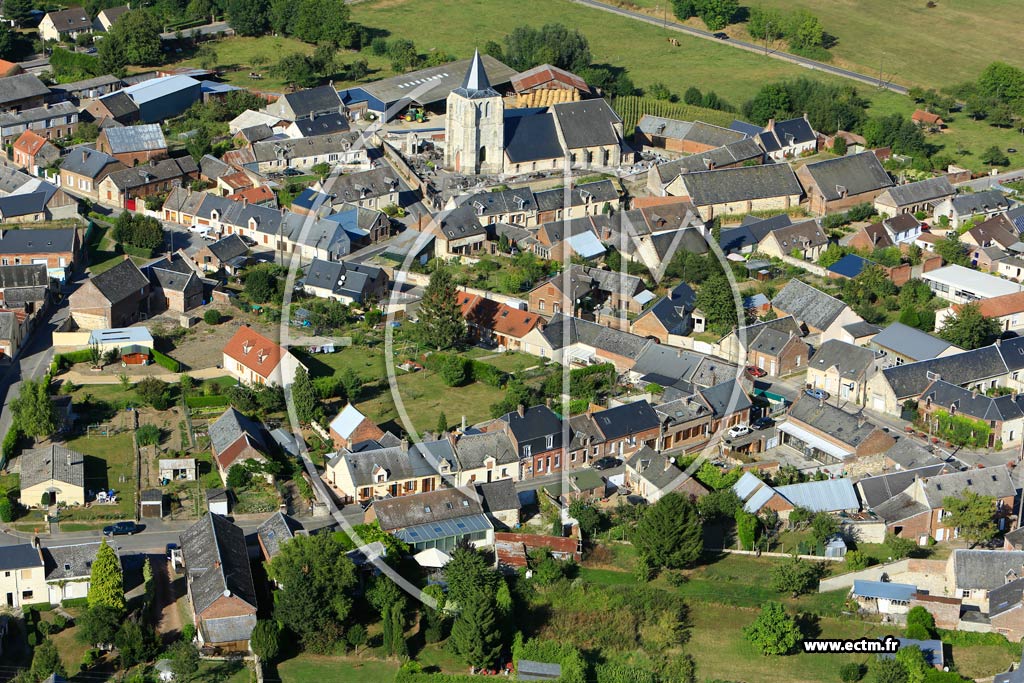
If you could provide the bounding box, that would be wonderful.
[567,230,606,259]
[852,580,917,601]
[733,471,761,500]
[777,421,853,460]
[775,478,859,512]
[744,485,776,514]
[122,75,201,105]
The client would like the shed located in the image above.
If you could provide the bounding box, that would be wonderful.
[206,488,229,516]
[824,534,847,558]
[140,488,164,518]
[159,458,197,482]
[120,344,151,365]
[518,660,562,681]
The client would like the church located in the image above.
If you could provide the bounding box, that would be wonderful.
[444,51,628,177]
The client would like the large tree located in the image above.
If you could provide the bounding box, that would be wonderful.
[633,492,703,570]
[501,23,591,73]
[10,377,57,440]
[417,267,464,350]
[443,545,500,609]
[290,366,321,424]
[99,9,162,71]
[937,301,1000,350]
[933,234,970,267]
[88,538,125,612]
[250,620,281,662]
[943,491,998,547]
[2,0,33,27]
[770,554,820,597]
[30,638,67,681]
[449,589,503,669]
[743,602,800,656]
[227,0,270,36]
[266,532,357,649]
[76,605,122,646]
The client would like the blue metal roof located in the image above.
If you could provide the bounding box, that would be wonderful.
[566,230,606,259]
[89,327,154,345]
[775,478,859,512]
[394,512,492,544]
[852,580,917,601]
[122,75,201,105]
[827,253,871,279]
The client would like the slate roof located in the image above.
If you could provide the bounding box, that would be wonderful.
[857,464,947,509]
[0,263,48,288]
[0,190,53,217]
[0,544,43,571]
[730,315,803,350]
[772,279,849,331]
[810,339,877,380]
[550,99,621,149]
[631,345,706,382]
[318,166,399,203]
[989,577,1024,618]
[94,91,138,119]
[209,407,267,458]
[697,379,751,417]
[503,111,563,163]
[60,147,120,179]
[476,479,522,513]
[251,132,361,163]
[86,258,148,305]
[0,310,14,341]
[256,511,303,559]
[679,163,802,206]
[236,123,274,143]
[758,116,816,151]
[43,542,100,580]
[106,157,197,191]
[917,465,1016,509]
[877,176,955,208]
[883,436,944,471]
[179,513,258,613]
[534,180,618,213]
[591,400,660,440]
[920,379,1024,422]
[44,7,91,32]
[872,322,956,362]
[0,74,49,107]
[101,124,166,154]
[454,430,518,470]
[772,219,829,253]
[500,404,563,443]
[874,491,930,524]
[329,441,437,487]
[801,151,893,200]
[276,85,344,118]
[881,345,1008,399]
[627,446,701,494]
[949,190,1012,216]
[304,258,383,302]
[541,313,652,360]
[20,444,85,490]
[953,549,1024,590]
[0,101,78,129]
[206,234,249,263]
[788,395,879,449]
[641,282,696,335]
[291,112,350,137]
[828,253,873,278]
[659,138,764,180]
[199,154,232,180]
[719,213,792,252]
[372,487,485,531]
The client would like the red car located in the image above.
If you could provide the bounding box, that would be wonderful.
[745,366,767,378]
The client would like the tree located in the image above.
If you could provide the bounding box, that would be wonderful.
[30,638,67,681]
[226,464,251,489]
[937,301,1000,350]
[115,619,157,668]
[346,623,368,652]
[788,9,824,51]
[418,267,465,350]
[244,266,280,303]
[743,83,792,125]
[770,555,820,597]
[832,136,848,155]
[747,6,785,42]
[203,309,222,325]
[77,605,121,646]
[387,601,407,657]
[136,377,170,409]
[251,620,281,662]
[167,640,200,682]
[839,663,865,683]
[885,533,916,561]
[502,23,592,73]
[905,606,936,639]
[696,270,739,335]
[634,492,703,570]
[809,512,839,546]
[185,127,211,163]
[99,10,162,70]
[88,538,125,612]
[3,0,34,26]
[0,496,12,523]
[933,233,970,267]
[743,602,800,655]
[845,550,870,571]
[697,488,741,520]
[896,645,929,683]
[683,86,703,105]
[438,355,469,386]
[647,82,674,101]
[436,411,449,434]
[568,500,602,536]
[228,0,269,35]
[449,589,503,669]
[981,145,1010,166]
[10,377,56,440]
[943,491,997,547]
[444,546,499,608]
[290,366,321,424]
[697,0,738,30]
[871,657,909,683]
[266,533,358,649]
[735,509,758,550]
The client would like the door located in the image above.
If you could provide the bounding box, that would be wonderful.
[125,198,136,211]
[5,592,12,607]
[769,360,777,375]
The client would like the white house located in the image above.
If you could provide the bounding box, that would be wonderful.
[221,325,305,387]
[921,264,1024,305]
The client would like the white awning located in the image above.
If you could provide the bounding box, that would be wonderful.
[414,548,452,568]
[778,422,852,460]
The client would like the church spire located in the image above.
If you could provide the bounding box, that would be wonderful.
[456,49,498,98]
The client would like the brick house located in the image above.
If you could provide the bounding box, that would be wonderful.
[96,124,168,166]
[59,148,124,201]
[97,157,198,209]
[917,379,1024,448]
[0,101,80,146]
[208,407,272,483]
[68,257,150,329]
[144,253,203,314]
[458,293,543,352]
[192,234,249,274]
[12,130,59,172]
[328,403,385,451]
[0,227,80,282]
[806,339,879,406]
[796,152,894,215]
[494,404,564,479]
[84,91,140,126]
[779,395,896,465]
[567,400,660,467]
[670,163,803,221]
[634,116,747,155]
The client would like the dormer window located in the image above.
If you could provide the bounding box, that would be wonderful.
[546,435,554,449]
[242,341,252,355]
[257,350,267,364]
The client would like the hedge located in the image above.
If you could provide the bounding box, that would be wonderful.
[121,244,156,259]
[937,629,1019,656]
[151,349,181,372]
[61,597,89,608]
[422,351,508,387]
[2,426,21,464]
[22,603,54,614]
[55,349,94,369]
[185,395,231,408]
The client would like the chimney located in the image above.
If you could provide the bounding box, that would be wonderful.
[857,414,867,428]
[765,118,775,132]
[400,437,409,452]
[122,253,131,261]
[517,404,526,418]
[545,397,552,409]
[461,415,466,431]
[972,388,979,399]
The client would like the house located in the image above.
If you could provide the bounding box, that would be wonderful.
[921,264,1024,304]
[265,85,345,121]
[630,282,696,344]
[876,466,1015,543]
[0,263,51,310]
[179,514,258,651]
[772,279,864,340]
[49,74,123,103]
[912,110,945,128]
[856,464,948,511]
[732,471,860,516]
[367,487,494,552]
[669,164,803,221]
[59,147,123,201]
[476,479,522,528]
[93,5,129,31]
[634,116,746,155]
[328,404,386,451]
[227,185,276,208]
[116,75,203,123]
[758,219,829,260]
[316,203,393,246]
[98,157,198,209]
[918,379,1024,447]
[312,166,403,213]
[577,400,661,462]
[85,91,140,126]
[38,7,91,42]
[0,182,79,225]
[0,101,80,146]
[870,321,962,367]
[229,110,283,135]
[851,580,916,616]
[625,445,707,503]
[527,264,650,320]
[874,176,956,217]
[806,339,879,405]
[938,291,1024,334]
[458,293,542,351]
[796,152,893,215]
[248,133,367,174]
[192,234,249,274]
[256,511,305,561]
[324,438,443,504]
[209,407,272,483]
[525,313,653,372]
[221,325,304,387]
[303,258,389,306]
[648,137,764,196]
[284,111,350,139]
[0,309,26,360]
[933,190,1013,229]
[287,214,352,263]
[549,98,626,169]
[68,257,149,329]
[718,213,792,256]
[451,430,519,487]
[159,458,197,482]
[0,74,49,112]
[948,549,1024,613]
[11,131,59,171]
[755,115,818,160]
[0,226,80,282]
[534,180,621,224]
[743,318,808,378]
[18,444,86,507]
[144,253,204,314]
[496,404,564,479]
[845,218,899,252]
[96,124,168,166]
[0,544,47,609]
[963,214,1019,253]
[779,395,895,464]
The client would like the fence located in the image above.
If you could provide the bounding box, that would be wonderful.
[708,547,843,563]
[817,559,912,592]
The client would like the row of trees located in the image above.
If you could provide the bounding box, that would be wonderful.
[111,211,166,254]
[747,6,832,60]
[228,0,362,47]
[671,0,740,31]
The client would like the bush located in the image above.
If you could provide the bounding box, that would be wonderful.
[905,623,931,640]
[136,424,161,447]
[61,597,89,608]
[839,662,864,682]
[185,395,231,408]
[52,614,68,630]
[27,631,37,646]
[150,349,181,372]
[37,621,53,636]
[203,309,222,325]
[0,496,13,523]
[438,355,469,387]
[844,550,870,571]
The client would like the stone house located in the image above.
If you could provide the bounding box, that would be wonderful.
[874,176,955,217]
[757,219,829,260]
[59,148,123,201]
[796,152,894,215]
[18,444,85,508]
[96,124,168,166]
[144,253,204,314]
[451,430,520,487]
[670,164,803,221]
[68,257,149,329]
[772,278,864,340]
[806,339,879,406]
[97,157,198,209]
[324,438,443,504]
[917,379,1024,448]
[779,395,895,465]
[0,226,80,282]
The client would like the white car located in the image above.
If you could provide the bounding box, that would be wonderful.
[726,425,751,439]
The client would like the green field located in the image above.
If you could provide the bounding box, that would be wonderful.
[173,35,316,93]
[62,432,136,520]
[276,656,399,683]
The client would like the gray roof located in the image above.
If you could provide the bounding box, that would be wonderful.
[773,279,848,332]
[503,112,566,163]
[949,190,1012,216]
[362,54,516,107]
[330,441,437,488]
[291,112,349,137]
[801,152,893,200]
[0,263,48,288]
[452,50,499,99]
[0,165,33,194]
[209,407,267,456]
[857,464,947,509]
[920,379,1024,422]
[534,180,618,212]
[86,258,149,304]
[0,311,16,341]
[758,116,816,151]
[883,437,945,470]
[551,99,621,149]
[43,542,100,580]
[626,445,704,495]
[303,258,383,302]
[810,339,877,380]
[542,313,651,360]
[842,321,882,339]
[654,137,764,182]
[453,430,517,470]
[251,132,361,163]
[730,315,803,349]
[592,400,660,440]
[237,123,274,143]
[44,7,90,31]
[518,660,562,681]
[60,147,121,179]
[20,444,85,490]
[179,513,258,614]
[277,85,344,118]
[953,549,1024,590]
[476,479,522,513]
[989,577,1024,617]
[788,396,880,449]
[101,124,166,154]
[769,219,828,251]
[0,191,50,217]
[106,157,197,190]
[0,74,49,107]
[95,91,139,119]
[256,511,303,559]
[680,163,802,206]
[638,116,746,147]
[774,478,859,512]
[881,344,1008,399]
[917,465,1015,509]
[873,491,930,524]
[372,487,485,531]
[877,176,955,207]
[0,544,43,571]
[199,154,232,180]
[0,101,78,128]
[631,346,706,383]
[698,379,751,416]
[748,327,795,356]
[318,166,399,203]
[206,234,249,262]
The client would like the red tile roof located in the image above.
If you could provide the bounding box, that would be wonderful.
[220,171,253,191]
[912,109,944,126]
[228,185,276,205]
[0,60,23,78]
[222,326,284,378]
[511,64,590,94]
[457,293,542,340]
[958,291,1024,319]
[13,130,49,157]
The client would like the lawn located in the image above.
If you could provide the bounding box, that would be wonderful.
[295,346,387,384]
[62,432,136,521]
[86,225,148,276]
[175,35,316,93]
[463,348,547,374]
[197,659,250,683]
[275,655,399,683]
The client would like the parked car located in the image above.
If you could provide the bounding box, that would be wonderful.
[165,543,178,561]
[283,168,303,176]
[713,32,729,39]
[726,424,751,439]
[752,416,774,430]
[745,366,767,378]
[103,521,141,536]
[592,456,622,471]
[805,388,830,401]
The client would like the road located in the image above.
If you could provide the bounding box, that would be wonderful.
[955,167,1024,191]
[160,21,234,41]
[570,0,908,95]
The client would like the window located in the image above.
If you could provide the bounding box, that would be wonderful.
[523,445,531,457]
[546,435,554,449]
[537,459,544,472]
[21,590,33,601]
[571,452,577,462]
[554,455,560,468]
[538,300,545,311]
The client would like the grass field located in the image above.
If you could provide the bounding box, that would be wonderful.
[275,656,399,683]
[175,35,315,93]
[62,432,136,520]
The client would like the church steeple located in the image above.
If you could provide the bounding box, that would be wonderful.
[454,49,499,98]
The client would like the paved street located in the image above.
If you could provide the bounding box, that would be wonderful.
[955,167,1024,191]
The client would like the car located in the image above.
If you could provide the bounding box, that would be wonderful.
[1009,148,1018,153]
[103,521,141,536]
[752,416,774,430]
[805,388,830,401]
[713,32,729,39]
[727,424,751,439]
[240,235,256,246]
[166,542,178,561]
[283,168,303,176]
[745,366,767,378]
[592,456,622,471]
